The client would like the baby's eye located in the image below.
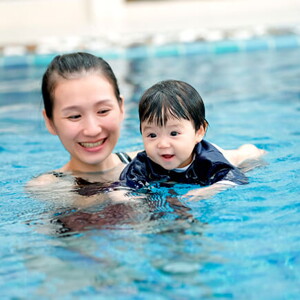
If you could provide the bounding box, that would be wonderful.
[170,131,179,136]
[147,133,157,138]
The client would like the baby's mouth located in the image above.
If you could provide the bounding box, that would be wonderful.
[161,154,174,159]
[79,139,105,148]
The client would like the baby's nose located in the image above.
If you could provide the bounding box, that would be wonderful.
[157,138,170,148]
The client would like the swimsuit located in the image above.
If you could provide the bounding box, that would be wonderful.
[115,152,132,164]
[49,152,132,196]
[51,152,132,178]
[120,140,248,189]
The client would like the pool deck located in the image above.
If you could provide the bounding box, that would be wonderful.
[1,0,300,56]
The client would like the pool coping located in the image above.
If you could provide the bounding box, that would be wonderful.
[1,33,300,68]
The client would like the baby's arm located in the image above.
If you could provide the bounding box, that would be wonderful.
[182,144,266,201]
[129,144,265,168]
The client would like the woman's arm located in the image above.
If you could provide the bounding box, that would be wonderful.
[182,182,233,201]
[217,144,266,167]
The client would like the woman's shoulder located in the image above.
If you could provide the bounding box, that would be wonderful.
[127,150,140,160]
[26,171,63,188]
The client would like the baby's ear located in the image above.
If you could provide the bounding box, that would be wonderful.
[195,125,206,143]
[42,110,57,136]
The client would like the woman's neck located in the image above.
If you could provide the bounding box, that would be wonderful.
[60,153,121,174]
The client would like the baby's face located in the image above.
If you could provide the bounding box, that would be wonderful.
[141,118,204,170]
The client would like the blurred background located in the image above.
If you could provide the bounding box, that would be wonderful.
[1,0,300,55]
[1,2,300,299]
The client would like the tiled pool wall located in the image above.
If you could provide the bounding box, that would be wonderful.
[1,32,300,68]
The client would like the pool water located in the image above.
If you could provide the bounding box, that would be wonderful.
[0,48,300,299]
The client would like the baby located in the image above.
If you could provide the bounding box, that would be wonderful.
[120,80,248,190]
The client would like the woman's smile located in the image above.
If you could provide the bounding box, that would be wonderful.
[79,139,106,149]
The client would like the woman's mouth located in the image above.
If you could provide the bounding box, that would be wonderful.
[79,139,105,148]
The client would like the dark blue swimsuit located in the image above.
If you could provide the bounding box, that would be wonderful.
[120,140,248,189]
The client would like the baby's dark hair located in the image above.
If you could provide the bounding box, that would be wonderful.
[42,52,121,119]
[139,80,208,132]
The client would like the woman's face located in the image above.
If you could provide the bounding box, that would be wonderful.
[44,73,124,172]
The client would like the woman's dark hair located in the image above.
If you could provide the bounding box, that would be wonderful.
[139,80,208,132]
[42,52,122,119]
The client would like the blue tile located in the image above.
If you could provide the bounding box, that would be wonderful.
[152,44,182,57]
[33,54,57,67]
[241,38,270,52]
[125,46,149,59]
[1,34,300,68]
[2,55,31,68]
[273,35,300,49]
[212,40,241,54]
[183,42,211,55]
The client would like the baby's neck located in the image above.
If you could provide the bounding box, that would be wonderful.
[172,155,195,173]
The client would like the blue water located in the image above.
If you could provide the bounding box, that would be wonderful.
[0,48,300,299]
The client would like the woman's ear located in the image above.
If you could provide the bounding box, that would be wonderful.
[42,110,57,136]
[119,95,125,120]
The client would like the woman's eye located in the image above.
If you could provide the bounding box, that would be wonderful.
[68,115,81,120]
[98,109,110,115]
[170,131,179,136]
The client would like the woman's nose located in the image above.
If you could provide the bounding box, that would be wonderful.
[82,116,102,136]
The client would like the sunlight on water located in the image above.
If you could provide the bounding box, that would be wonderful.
[0,49,300,299]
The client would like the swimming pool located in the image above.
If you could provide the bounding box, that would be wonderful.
[0,46,300,299]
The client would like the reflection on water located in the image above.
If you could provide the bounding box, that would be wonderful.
[1,49,300,299]
[25,180,211,299]
[53,191,195,233]
[33,176,199,234]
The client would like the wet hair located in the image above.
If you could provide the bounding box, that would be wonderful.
[139,80,208,132]
[42,52,122,119]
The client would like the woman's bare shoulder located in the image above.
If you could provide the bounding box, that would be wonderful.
[127,150,140,160]
[26,172,59,188]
